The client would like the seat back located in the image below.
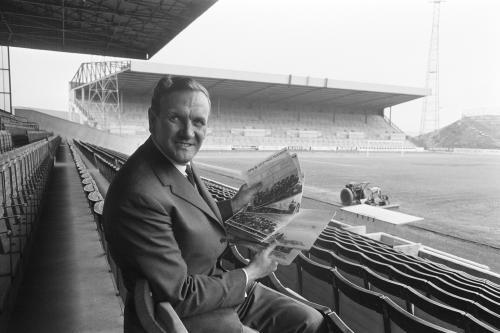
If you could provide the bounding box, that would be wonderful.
[327,311,355,333]
[134,279,166,333]
[134,278,187,333]
[332,267,387,333]
[385,297,455,333]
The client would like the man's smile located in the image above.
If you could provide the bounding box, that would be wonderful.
[176,142,195,148]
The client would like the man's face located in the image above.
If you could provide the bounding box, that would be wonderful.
[149,90,210,164]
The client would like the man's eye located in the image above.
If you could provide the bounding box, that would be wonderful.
[193,120,206,127]
[169,116,180,122]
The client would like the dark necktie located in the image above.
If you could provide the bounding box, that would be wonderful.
[185,164,196,188]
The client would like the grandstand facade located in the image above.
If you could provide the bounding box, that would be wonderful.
[69,61,427,152]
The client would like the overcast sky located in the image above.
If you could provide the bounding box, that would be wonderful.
[9,0,500,134]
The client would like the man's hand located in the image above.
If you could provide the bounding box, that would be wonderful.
[230,182,262,213]
[244,242,279,284]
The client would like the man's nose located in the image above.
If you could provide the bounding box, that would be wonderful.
[180,120,195,138]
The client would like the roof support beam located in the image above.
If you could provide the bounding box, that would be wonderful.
[11,0,187,22]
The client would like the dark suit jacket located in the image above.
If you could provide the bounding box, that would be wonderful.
[103,138,247,332]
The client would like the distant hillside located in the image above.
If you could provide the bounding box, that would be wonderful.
[412,115,500,149]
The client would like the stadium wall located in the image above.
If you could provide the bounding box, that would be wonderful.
[15,108,144,154]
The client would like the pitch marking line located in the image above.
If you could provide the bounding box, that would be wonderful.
[195,162,243,179]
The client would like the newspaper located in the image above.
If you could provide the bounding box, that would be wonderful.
[225,148,332,265]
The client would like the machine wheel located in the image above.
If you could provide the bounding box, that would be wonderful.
[340,188,354,206]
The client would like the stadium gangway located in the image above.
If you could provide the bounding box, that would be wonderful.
[0,136,60,327]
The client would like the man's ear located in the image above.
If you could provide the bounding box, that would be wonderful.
[148,108,155,134]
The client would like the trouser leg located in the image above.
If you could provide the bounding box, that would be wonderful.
[237,283,327,333]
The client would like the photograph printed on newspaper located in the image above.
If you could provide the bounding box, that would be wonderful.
[225,148,332,264]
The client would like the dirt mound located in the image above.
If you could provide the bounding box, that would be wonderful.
[412,115,500,149]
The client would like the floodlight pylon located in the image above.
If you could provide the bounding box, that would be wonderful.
[420,0,442,134]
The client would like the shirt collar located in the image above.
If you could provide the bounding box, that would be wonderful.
[150,136,189,176]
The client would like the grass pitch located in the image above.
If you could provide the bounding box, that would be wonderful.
[196,150,500,273]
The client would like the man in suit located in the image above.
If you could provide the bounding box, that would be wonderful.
[103,76,327,333]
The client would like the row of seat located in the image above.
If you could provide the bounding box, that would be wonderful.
[0,112,38,132]
[295,252,487,333]
[303,245,499,332]
[27,130,52,143]
[0,131,12,153]
[0,136,60,317]
[0,128,49,154]
[322,227,500,300]
[312,234,500,331]
[73,140,124,170]
[67,142,125,303]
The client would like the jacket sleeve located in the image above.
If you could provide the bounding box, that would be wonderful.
[105,192,246,317]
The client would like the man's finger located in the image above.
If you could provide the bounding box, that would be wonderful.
[264,241,278,254]
[236,241,266,252]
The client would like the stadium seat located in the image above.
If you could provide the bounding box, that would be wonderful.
[384,297,457,333]
[323,227,500,298]
[296,253,457,333]
[0,135,59,317]
[315,236,500,330]
[309,245,499,333]
[320,230,500,309]
[134,278,188,333]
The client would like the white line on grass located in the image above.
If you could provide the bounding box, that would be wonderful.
[195,162,243,179]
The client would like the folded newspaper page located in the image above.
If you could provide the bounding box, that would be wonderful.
[225,148,332,265]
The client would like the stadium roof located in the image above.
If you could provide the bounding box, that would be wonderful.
[0,0,217,59]
[71,61,429,110]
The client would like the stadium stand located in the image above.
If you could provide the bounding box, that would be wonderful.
[0,110,52,148]
[204,107,415,150]
[68,61,425,152]
[71,141,500,333]
[0,134,60,321]
[0,131,12,153]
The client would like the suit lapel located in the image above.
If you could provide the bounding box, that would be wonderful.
[145,139,222,228]
[191,163,224,224]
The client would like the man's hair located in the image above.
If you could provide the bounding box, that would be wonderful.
[149,76,210,114]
